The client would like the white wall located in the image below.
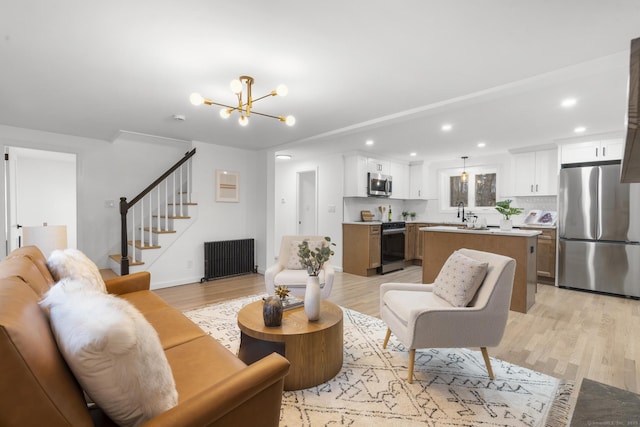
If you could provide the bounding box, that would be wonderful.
[0,125,268,289]
[147,140,265,288]
[273,152,344,270]
[0,125,189,265]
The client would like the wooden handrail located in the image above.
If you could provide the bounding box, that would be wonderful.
[119,148,196,275]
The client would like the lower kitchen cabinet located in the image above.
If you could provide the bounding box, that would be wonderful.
[343,223,381,276]
[405,223,439,265]
[526,227,556,282]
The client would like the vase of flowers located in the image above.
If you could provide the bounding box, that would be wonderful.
[495,199,524,231]
[297,236,335,321]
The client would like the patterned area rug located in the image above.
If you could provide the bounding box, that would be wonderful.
[184,295,573,427]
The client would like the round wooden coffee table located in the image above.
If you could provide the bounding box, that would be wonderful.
[237,299,343,391]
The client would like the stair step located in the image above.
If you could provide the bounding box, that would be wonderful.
[153,215,191,219]
[128,240,161,250]
[109,254,144,266]
[167,202,197,206]
[143,227,177,234]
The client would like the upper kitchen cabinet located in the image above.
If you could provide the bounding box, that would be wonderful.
[389,162,409,199]
[409,161,437,199]
[343,154,368,197]
[512,149,558,196]
[560,139,624,164]
[343,154,409,198]
[367,157,390,175]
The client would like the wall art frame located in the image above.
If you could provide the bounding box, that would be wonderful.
[215,170,239,202]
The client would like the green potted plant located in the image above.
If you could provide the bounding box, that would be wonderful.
[409,212,417,221]
[298,236,335,321]
[401,211,409,221]
[495,199,524,230]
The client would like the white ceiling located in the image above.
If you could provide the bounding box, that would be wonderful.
[1,1,639,163]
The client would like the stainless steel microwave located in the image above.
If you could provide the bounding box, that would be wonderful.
[367,172,392,197]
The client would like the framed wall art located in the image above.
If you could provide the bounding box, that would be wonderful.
[215,170,239,202]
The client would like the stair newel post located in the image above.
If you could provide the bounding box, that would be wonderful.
[156,186,160,234]
[187,158,191,204]
[179,164,184,217]
[119,197,130,275]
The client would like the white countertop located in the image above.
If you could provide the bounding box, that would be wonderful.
[422,225,541,237]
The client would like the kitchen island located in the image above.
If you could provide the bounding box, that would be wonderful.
[421,226,541,313]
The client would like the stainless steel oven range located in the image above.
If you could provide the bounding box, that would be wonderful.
[379,221,405,274]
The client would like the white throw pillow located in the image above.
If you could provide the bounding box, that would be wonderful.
[286,240,324,270]
[433,251,489,307]
[47,248,107,293]
[40,278,178,427]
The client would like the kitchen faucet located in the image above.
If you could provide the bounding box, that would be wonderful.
[457,202,466,222]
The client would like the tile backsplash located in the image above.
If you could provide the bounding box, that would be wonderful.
[344,196,557,225]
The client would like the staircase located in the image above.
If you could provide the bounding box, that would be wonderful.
[110,149,197,276]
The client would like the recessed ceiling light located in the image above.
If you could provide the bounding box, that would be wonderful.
[441,123,453,132]
[275,154,292,160]
[365,140,374,146]
[561,98,577,108]
[574,126,586,133]
[477,142,486,148]
[410,152,417,157]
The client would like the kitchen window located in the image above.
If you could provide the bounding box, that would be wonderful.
[440,166,498,212]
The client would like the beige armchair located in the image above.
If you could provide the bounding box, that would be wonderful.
[380,248,516,383]
[265,235,335,299]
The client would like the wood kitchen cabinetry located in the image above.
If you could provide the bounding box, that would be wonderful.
[405,223,439,265]
[404,223,418,260]
[525,226,556,282]
[343,223,381,276]
[422,227,539,313]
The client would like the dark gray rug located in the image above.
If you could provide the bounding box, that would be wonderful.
[571,378,640,426]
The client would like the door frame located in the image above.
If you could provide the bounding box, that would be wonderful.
[4,146,78,256]
[296,168,318,235]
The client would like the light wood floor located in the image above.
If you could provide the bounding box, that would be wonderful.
[154,266,640,407]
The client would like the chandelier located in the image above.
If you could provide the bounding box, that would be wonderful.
[190,75,295,127]
[460,156,469,183]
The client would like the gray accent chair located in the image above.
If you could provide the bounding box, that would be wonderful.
[380,248,516,383]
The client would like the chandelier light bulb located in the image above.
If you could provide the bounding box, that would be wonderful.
[219,108,231,119]
[230,79,243,94]
[276,84,289,97]
[189,93,204,106]
[285,115,296,126]
[239,116,249,126]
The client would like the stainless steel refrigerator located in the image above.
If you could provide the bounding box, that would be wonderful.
[558,163,640,297]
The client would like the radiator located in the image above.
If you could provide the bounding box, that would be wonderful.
[201,238,255,282]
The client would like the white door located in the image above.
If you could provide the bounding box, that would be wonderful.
[297,170,317,235]
[5,147,77,255]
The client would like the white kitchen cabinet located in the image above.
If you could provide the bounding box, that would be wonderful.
[512,149,558,196]
[389,161,409,199]
[409,161,437,199]
[344,154,409,198]
[560,139,623,164]
[367,157,390,175]
[343,154,368,197]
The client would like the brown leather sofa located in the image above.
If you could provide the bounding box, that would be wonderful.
[0,246,290,427]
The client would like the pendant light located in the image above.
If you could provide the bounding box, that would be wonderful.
[460,156,468,183]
